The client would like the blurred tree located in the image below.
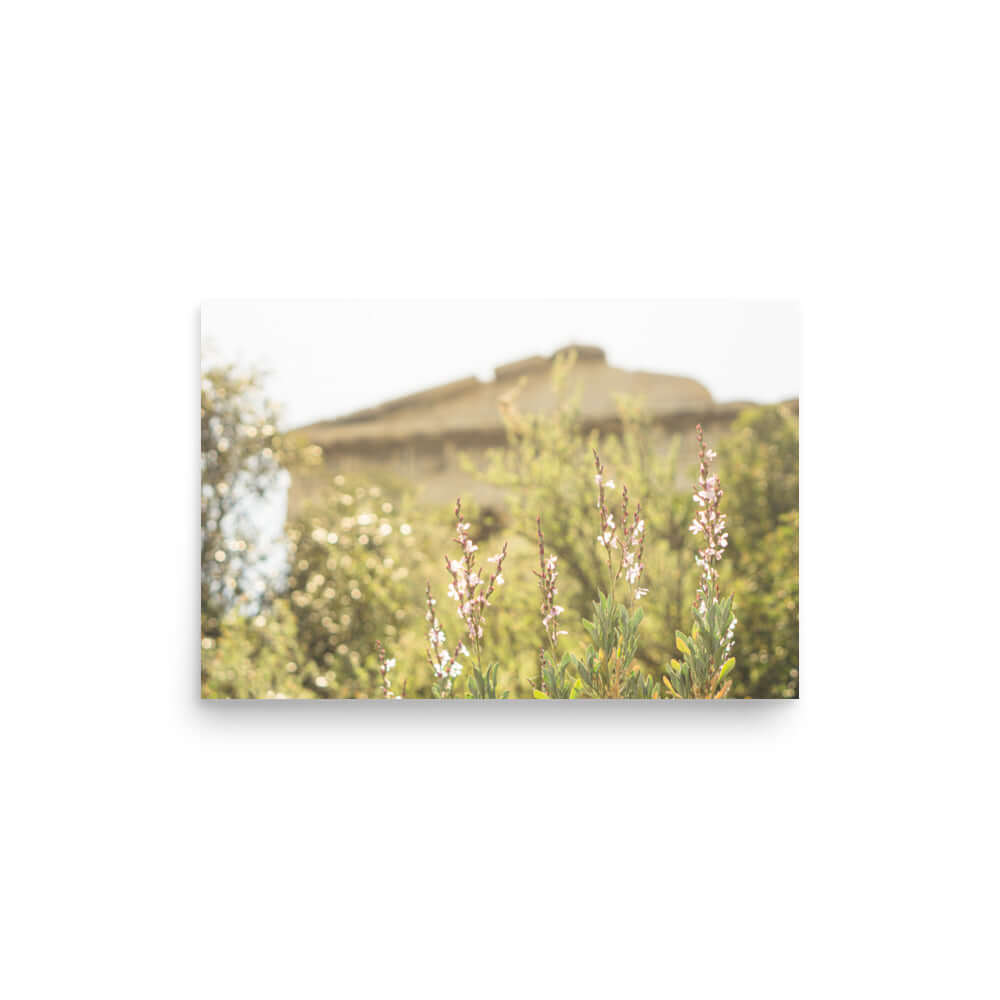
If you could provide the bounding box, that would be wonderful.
[718,404,799,697]
[200,360,316,636]
[284,479,428,698]
[201,599,318,699]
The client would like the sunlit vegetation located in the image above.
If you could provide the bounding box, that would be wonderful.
[201,354,798,699]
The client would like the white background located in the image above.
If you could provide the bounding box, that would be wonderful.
[2,2,998,998]
[201,300,802,425]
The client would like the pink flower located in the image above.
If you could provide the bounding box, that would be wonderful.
[445,499,508,653]
[691,424,730,610]
[592,449,646,605]
[536,518,565,648]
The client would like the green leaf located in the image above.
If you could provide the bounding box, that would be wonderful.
[662,675,681,698]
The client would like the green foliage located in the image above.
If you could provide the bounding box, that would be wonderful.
[535,653,583,699]
[461,533,550,697]
[201,599,319,699]
[720,405,799,698]
[285,481,425,698]
[471,353,695,688]
[722,404,798,556]
[663,594,737,699]
[571,592,659,699]
[430,673,456,699]
[202,349,798,700]
[465,663,510,699]
[474,358,798,699]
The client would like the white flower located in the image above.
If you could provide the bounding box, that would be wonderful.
[384,658,396,671]
[604,479,615,489]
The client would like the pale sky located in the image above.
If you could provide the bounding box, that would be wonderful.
[202,300,801,429]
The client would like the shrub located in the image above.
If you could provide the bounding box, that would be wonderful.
[202,352,798,700]
[201,599,318,699]
[470,353,698,689]
[285,480,426,698]
[719,405,799,698]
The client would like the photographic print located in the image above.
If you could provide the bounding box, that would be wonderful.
[201,301,799,700]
